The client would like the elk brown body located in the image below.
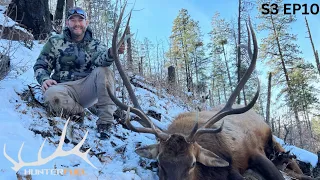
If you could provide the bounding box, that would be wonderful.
[134,105,284,180]
[168,105,271,173]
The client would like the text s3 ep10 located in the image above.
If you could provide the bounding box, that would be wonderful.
[261,3,320,15]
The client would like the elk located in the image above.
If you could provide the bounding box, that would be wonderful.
[108,2,314,180]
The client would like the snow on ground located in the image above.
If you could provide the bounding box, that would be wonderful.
[274,136,318,167]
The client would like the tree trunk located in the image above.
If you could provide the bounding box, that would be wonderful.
[156,38,160,78]
[65,0,74,15]
[305,17,320,75]
[209,90,213,107]
[0,54,10,80]
[161,41,166,80]
[258,94,264,118]
[212,78,215,106]
[302,89,313,138]
[126,26,133,71]
[180,27,191,93]
[139,57,143,76]
[277,117,280,137]
[54,0,64,22]
[266,72,272,126]
[271,117,275,134]
[222,44,232,93]
[194,49,199,94]
[223,82,227,102]
[64,0,74,27]
[183,52,191,92]
[284,124,290,143]
[271,14,303,147]
[7,0,52,40]
[53,0,64,33]
[168,66,176,94]
[187,64,193,92]
[242,87,247,105]
[218,88,221,104]
[86,0,92,20]
[237,0,242,104]
[146,43,152,76]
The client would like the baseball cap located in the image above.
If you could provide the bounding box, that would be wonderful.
[67,7,87,19]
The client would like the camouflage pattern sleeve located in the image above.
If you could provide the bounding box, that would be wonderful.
[91,42,114,67]
[33,38,55,85]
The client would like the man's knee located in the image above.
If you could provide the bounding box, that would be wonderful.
[43,85,83,115]
[44,86,67,107]
[92,67,115,89]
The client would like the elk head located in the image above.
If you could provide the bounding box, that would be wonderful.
[108,2,259,179]
[135,134,230,180]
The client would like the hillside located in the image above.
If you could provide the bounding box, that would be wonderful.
[0,38,194,179]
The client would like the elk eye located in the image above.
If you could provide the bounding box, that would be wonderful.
[191,162,196,168]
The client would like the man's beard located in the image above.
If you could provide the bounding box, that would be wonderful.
[70,26,85,38]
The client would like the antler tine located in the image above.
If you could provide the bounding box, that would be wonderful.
[111,1,162,131]
[107,86,152,127]
[186,111,199,142]
[203,18,259,128]
[107,87,170,140]
[188,121,224,142]
[112,0,129,59]
[186,111,224,142]
[124,107,170,140]
[111,1,154,130]
[187,121,199,142]
[117,10,132,50]
[246,20,253,60]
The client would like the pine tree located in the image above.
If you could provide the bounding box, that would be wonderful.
[257,0,318,147]
[168,9,204,93]
[209,12,233,95]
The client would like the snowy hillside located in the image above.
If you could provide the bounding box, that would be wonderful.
[0,38,194,180]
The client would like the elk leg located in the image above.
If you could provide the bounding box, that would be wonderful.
[243,169,266,180]
[249,154,285,180]
[228,168,245,180]
[284,169,315,180]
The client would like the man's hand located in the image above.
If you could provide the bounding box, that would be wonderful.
[109,43,125,57]
[118,43,125,54]
[42,79,57,92]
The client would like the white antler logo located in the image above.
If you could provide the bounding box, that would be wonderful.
[3,118,97,172]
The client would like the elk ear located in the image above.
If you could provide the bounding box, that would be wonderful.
[135,144,159,159]
[194,143,229,167]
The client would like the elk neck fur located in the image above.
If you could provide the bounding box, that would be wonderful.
[166,104,273,174]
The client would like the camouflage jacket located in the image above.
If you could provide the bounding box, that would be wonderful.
[33,27,113,84]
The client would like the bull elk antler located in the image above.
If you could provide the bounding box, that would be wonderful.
[106,0,170,139]
[187,18,260,142]
[109,0,152,128]
[3,118,97,172]
[107,2,260,142]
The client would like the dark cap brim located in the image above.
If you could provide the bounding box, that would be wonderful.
[68,14,86,19]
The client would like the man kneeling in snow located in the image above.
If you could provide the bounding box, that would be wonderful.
[33,7,124,140]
